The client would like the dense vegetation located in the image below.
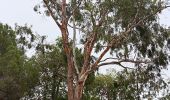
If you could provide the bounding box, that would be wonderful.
[0,23,170,99]
[1,0,170,100]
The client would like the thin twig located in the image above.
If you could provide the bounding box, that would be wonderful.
[98,59,151,67]
[100,57,120,62]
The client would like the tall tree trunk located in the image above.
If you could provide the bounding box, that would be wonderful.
[60,0,75,99]
[60,24,74,100]
[74,82,84,100]
[74,73,89,100]
[66,57,74,100]
[60,27,74,100]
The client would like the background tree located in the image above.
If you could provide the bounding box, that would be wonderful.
[33,38,68,100]
[84,67,169,100]
[0,23,39,100]
[34,0,170,99]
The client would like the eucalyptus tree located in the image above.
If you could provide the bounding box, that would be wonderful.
[34,0,170,99]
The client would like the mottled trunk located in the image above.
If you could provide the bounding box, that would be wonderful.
[60,0,89,100]
[67,57,74,100]
[60,27,74,100]
[74,82,84,100]
[74,73,89,100]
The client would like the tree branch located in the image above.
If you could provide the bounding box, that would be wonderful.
[90,29,131,71]
[89,4,169,72]
[100,57,119,62]
[72,6,79,75]
[79,8,109,79]
[98,59,151,67]
[118,63,135,70]
[43,0,61,28]
[68,23,82,30]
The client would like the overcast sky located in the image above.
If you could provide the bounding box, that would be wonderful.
[0,0,61,43]
[0,0,170,75]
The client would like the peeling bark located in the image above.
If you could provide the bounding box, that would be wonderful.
[74,74,88,100]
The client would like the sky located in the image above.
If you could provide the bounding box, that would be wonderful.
[0,0,170,75]
[0,0,60,43]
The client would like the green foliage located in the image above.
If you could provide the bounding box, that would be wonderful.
[35,46,67,99]
[0,23,39,99]
[84,67,168,100]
